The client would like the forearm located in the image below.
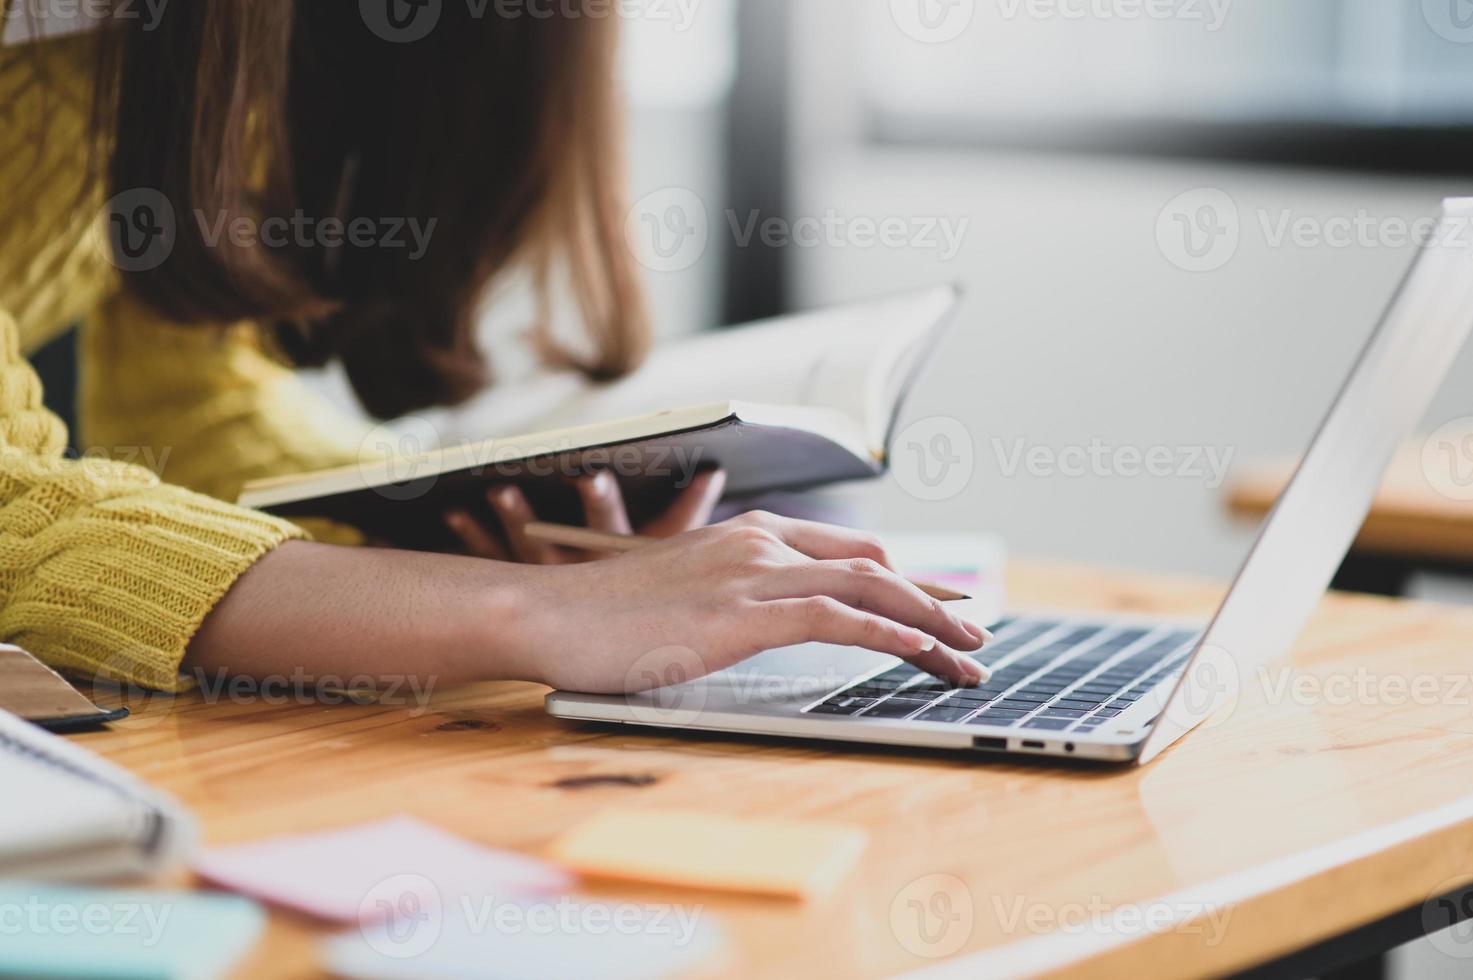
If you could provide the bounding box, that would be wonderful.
[186,513,994,700]
[187,541,536,687]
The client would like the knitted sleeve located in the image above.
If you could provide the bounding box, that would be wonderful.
[79,290,374,507]
[0,305,307,692]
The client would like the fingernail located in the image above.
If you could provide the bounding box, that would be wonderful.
[446,512,467,529]
[592,471,614,495]
[489,487,513,508]
[963,620,990,642]
[961,659,987,687]
[917,633,938,653]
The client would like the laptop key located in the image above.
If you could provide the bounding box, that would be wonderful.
[1095,706,1123,717]
[1023,718,1072,730]
[1040,708,1086,719]
[969,711,1026,726]
[915,704,976,724]
[809,697,877,715]
[860,698,931,719]
[972,707,1029,720]
[948,693,997,707]
[808,703,848,715]
[909,680,961,693]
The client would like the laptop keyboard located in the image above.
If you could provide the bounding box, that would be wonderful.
[804,617,1199,734]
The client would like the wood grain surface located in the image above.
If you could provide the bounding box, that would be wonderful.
[77,560,1473,978]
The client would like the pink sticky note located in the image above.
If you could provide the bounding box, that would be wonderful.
[193,816,572,924]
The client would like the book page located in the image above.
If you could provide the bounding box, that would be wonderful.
[797,285,958,448]
[437,286,956,450]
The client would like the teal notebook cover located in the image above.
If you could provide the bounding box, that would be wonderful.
[0,884,263,979]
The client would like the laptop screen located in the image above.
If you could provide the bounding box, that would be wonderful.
[1140,199,1473,763]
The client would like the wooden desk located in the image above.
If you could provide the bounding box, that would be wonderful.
[1228,441,1473,593]
[80,561,1473,979]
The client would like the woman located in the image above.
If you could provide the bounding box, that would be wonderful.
[0,2,988,696]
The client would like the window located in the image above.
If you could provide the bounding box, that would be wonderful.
[863,0,1473,169]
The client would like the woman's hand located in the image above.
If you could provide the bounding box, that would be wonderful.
[498,510,992,694]
[444,469,727,563]
[188,510,990,697]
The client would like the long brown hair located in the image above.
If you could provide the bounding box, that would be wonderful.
[93,1,650,419]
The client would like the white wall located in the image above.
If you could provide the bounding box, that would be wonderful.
[789,148,1473,578]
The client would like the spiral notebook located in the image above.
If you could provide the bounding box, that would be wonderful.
[0,708,196,880]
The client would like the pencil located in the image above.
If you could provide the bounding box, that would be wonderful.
[523,522,973,602]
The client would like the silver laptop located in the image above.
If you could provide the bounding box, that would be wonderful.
[548,198,1473,765]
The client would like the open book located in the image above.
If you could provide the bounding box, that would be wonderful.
[239,285,960,546]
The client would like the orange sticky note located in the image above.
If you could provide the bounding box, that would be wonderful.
[549,808,866,900]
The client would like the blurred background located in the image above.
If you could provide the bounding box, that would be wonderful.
[602,0,1473,594]
[568,0,1473,588]
[298,0,1473,603]
[23,0,1463,595]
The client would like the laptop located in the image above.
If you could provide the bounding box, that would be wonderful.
[547,198,1473,765]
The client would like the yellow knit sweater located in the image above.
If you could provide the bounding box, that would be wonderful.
[1,31,375,691]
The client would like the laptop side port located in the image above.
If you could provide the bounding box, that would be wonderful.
[971,736,1008,750]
